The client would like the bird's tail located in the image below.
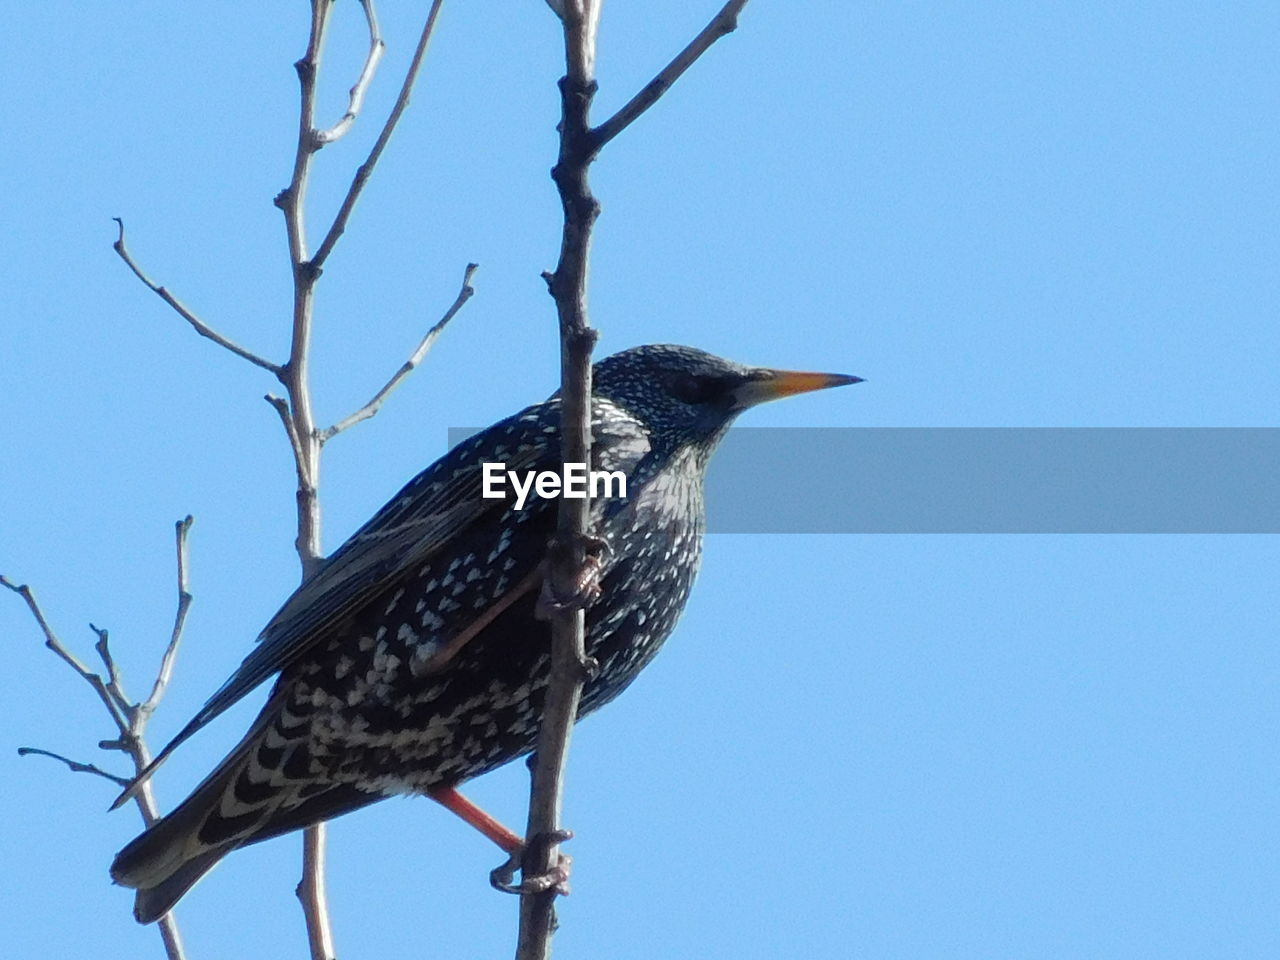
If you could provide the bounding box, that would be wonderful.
[111,696,378,923]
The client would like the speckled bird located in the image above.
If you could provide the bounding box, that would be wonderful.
[110,343,860,922]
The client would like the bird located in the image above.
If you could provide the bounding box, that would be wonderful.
[110,343,861,922]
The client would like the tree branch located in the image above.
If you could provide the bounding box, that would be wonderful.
[25,4,454,956]
[320,262,477,443]
[513,4,756,956]
[2,577,131,735]
[265,394,307,466]
[274,0,332,582]
[5,521,195,960]
[298,823,332,960]
[275,3,452,955]
[591,0,750,151]
[112,218,283,378]
[17,747,131,788]
[311,0,448,272]
[314,0,386,145]
[90,624,133,719]
[141,517,194,716]
[516,3,605,958]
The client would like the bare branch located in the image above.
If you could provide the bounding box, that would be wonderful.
[265,393,313,493]
[2,576,131,736]
[112,218,283,377]
[297,825,334,957]
[24,2,462,956]
[591,0,750,151]
[320,262,478,443]
[273,0,332,580]
[120,528,195,960]
[311,0,447,271]
[141,516,194,716]
[514,3,755,955]
[266,393,300,446]
[517,2,605,957]
[264,393,323,578]
[90,624,133,717]
[91,623,126,705]
[298,829,334,960]
[17,746,131,788]
[315,0,387,145]
[278,6,339,957]
[281,9,455,950]
[7,537,191,960]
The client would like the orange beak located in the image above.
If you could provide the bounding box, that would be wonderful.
[730,368,864,409]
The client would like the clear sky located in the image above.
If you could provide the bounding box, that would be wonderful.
[3,2,1278,958]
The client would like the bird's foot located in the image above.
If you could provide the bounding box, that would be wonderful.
[490,829,574,896]
[537,535,610,618]
[581,533,612,560]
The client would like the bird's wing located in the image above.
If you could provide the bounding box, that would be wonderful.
[113,401,651,807]
[114,414,550,807]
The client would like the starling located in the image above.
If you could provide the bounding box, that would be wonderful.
[110,343,860,922]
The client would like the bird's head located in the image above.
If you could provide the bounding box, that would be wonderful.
[592,343,862,452]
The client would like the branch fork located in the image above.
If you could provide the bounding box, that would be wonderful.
[4,515,195,960]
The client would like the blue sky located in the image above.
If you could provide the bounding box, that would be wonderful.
[2,2,1277,958]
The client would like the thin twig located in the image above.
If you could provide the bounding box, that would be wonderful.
[2,577,131,735]
[311,0,447,271]
[320,262,478,442]
[112,218,283,377]
[141,517,194,716]
[265,394,307,469]
[315,0,386,145]
[91,623,132,714]
[591,0,750,151]
[266,391,323,588]
[17,747,131,788]
[90,624,133,718]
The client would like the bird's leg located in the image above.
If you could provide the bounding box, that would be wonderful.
[426,786,573,895]
[428,785,524,853]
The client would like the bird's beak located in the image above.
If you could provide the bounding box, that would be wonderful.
[729,368,864,410]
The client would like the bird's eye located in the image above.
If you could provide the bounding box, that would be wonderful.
[667,372,712,404]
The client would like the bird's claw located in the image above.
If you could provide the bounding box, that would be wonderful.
[581,534,611,560]
[536,534,611,619]
[489,852,522,892]
[537,576,600,618]
[537,561,603,617]
[489,829,574,896]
